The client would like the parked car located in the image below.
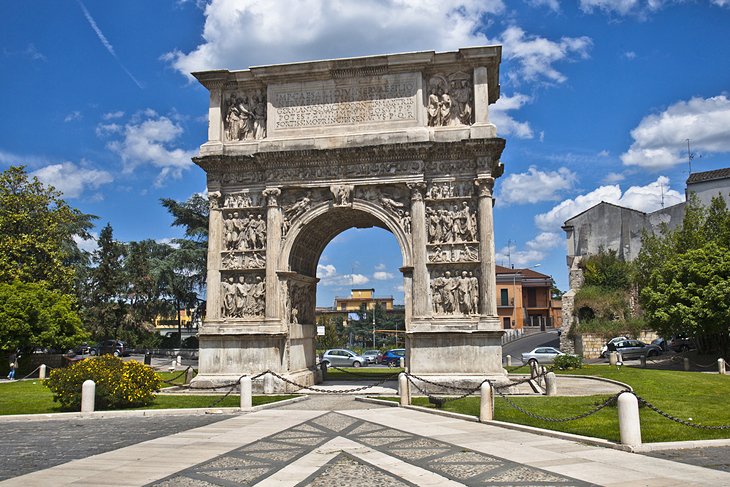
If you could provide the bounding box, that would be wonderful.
[613,339,662,359]
[362,350,382,365]
[651,337,668,352]
[94,340,129,357]
[521,347,564,365]
[71,343,94,356]
[600,336,629,358]
[381,348,406,367]
[669,334,695,353]
[321,349,368,368]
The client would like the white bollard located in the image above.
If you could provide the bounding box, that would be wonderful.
[617,392,642,447]
[609,351,618,366]
[640,355,646,368]
[240,377,252,410]
[176,355,182,365]
[39,364,47,380]
[506,355,512,367]
[683,357,690,371]
[399,357,405,369]
[185,367,194,384]
[398,373,409,406]
[479,382,493,422]
[545,372,557,396]
[81,380,96,413]
[719,358,726,375]
[170,359,176,371]
[263,372,275,394]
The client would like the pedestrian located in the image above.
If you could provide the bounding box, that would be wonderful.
[7,351,18,380]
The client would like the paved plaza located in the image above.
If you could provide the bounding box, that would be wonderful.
[3,396,730,486]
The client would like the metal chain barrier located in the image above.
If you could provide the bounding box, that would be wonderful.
[495,387,623,423]
[329,366,399,380]
[16,365,41,381]
[160,365,194,385]
[404,373,488,406]
[267,370,396,394]
[634,393,730,430]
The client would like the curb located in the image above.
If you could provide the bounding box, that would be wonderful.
[507,373,633,392]
[0,395,308,423]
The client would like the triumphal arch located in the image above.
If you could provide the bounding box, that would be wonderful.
[192,47,507,390]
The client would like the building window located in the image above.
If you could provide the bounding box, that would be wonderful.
[500,289,509,306]
[502,317,511,329]
[527,288,537,308]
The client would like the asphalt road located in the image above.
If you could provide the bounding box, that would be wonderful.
[502,330,560,365]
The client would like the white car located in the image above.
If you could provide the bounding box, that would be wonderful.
[521,347,564,365]
[600,336,629,358]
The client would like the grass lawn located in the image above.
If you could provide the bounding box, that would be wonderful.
[0,376,298,415]
[386,365,730,443]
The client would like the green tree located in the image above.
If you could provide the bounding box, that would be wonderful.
[641,242,730,355]
[0,281,89,352]
[0,166,95,292]
[83,223,127,339]
[581,247,632,290]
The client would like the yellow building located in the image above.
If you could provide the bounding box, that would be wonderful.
[496,265,561,331]
[333,288,395,312]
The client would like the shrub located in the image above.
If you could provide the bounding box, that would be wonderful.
[46,355,161,410]
[553,354,583,370]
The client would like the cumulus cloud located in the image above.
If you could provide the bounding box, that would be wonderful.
[101,111,196,186]
[534,176,684,231]
[64,111,82,122]
[317,263,370,287]
[500,26,592,84]
[165,0,590,86]
[31,162,113,199]
[491,93,533,138]
[373,271,395,280]
[74,232,98,253]
[103,111,125,120]
[496,232,561,268]
[621,95,730,169]
[603,172,626,183]
[527,0,561,11]
[497,166,577,205]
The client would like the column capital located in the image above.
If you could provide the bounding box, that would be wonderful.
[407,182,427,201]
[474,177,495,198]
[262,187,281,207]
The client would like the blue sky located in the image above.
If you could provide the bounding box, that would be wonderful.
[2,0,730,307]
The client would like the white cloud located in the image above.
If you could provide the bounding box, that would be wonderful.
[165,0,589,87]
[102,112,196,186]
[623,51,637,60]
[527,0,560,11]
[64,111,82,122]
[711,0,730,6]
[496,231,562,268]
[497,166,577,205]
[317,263,370,286]
[621,95,730,169]
[535,176,684,230]
[500,26,592,84]
[24,43,47,62]
[374,263,387,271]
[491,93,533,139]
[603,172,626,183]
[103,111,125,120]
[526,231,563,251]
[73,232,98,253]
[373,271,395,280]
[579,0,664,16]
[0,149,53,168]
[31,162,113,199]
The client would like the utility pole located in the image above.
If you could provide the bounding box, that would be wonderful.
[372,304,376,348]
[686,139,694,174]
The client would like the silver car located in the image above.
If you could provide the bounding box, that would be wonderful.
[613,339,662,359]
[321,349,368,368]
[521,347,564,365]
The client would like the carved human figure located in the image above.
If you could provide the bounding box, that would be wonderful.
[251,213,266,249]
[290,308,299,324]
[431,272,446,313]
[225,94,243,140]
[235,276,251,317]
[252,92,267,139]
[442,270,458,313]
[285,194,311,222]
[469,271,479,314]
[440,91,453,126]
[457,271,472,315]
[238,96,255,140]
[330,184,353,206]
[452,78,472,125]
[224,213,237,250]
[221,276,236,317]
[236,213,249,250]
[380,195,404,214]
[427,84,442,127]
[252,276,265,315]
[400,210,411,234]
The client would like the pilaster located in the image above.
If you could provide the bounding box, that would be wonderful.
[408,182,430,319]
[205,190,223,321]
[475,177,499,327]
[263,187,282,321]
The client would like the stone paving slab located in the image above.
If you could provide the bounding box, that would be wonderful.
[4,404,730,486]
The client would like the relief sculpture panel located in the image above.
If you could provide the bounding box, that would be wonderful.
[221,274,265,318]
[430,270,480,316]
[223,211,266,251]
[426,72,473,127]
[223,90,267,141]
[426,201,477,245]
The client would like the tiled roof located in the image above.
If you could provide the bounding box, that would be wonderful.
[495,264,550,278]
[687,167,730,184]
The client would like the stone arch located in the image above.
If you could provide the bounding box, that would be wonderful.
[280,198,412,277]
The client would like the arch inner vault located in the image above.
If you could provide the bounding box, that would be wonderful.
[192,47,508,390]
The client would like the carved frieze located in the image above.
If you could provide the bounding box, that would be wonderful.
[426,180,473,199]
[287,280,315,325]
[427,72,473,127]
[221,274,265,318]
[426,201,477,245]
[330,184,354,207]
[427,243,478,263]
[223,90,267,141]
[221,251,266,270]
[223,210,266,251]
[430,270,479,316]
[223,191,262,208]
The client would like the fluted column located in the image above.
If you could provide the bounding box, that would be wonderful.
[263,188,282,321]
[206,190,223,320]
[475,177,497,319]
[407,182,430,319]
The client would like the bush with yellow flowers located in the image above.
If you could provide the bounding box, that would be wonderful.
[46,355,161,410]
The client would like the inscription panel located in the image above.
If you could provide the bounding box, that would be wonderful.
[269,73,421,135]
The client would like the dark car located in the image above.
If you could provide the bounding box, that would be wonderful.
[381,348,405,367]
[669,334,695,353]
[614,339,662,359]
[94,340,129,357]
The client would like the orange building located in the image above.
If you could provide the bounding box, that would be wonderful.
[333,288,395,312]
[495,265,561,331]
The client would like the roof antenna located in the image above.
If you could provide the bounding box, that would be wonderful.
[507,239,513,269]
[659,180,665,208]
[686,139,694,175]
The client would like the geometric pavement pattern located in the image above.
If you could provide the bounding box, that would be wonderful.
[148,412,595,486]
